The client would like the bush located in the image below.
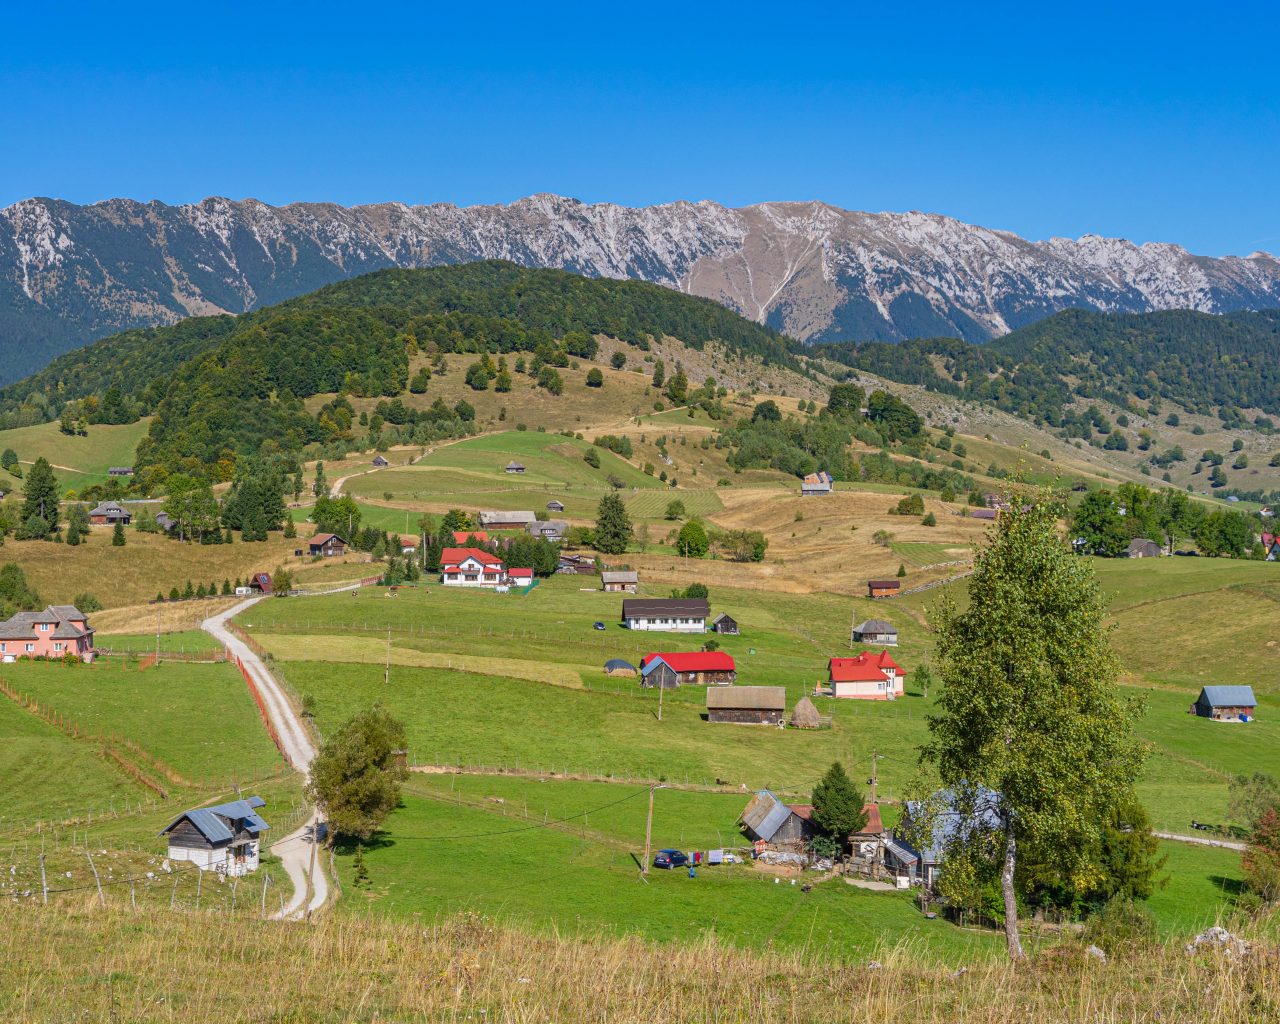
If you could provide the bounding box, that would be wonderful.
[922,512,937,527]
[72,593,103,612]
[894,494,924,516]
[1081,897,1159,955]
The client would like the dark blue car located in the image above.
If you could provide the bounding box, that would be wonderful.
[652,849,689,869]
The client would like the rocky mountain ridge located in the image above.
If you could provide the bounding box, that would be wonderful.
[2,193,1279,382]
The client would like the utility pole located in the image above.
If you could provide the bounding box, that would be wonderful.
[384,626,392,686]
[869,750,879,805]
[640,783,662,879]
[657,679,665,722]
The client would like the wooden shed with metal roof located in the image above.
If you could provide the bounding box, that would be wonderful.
[706,686,786,725]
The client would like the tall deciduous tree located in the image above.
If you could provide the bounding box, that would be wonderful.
[20,457,60,535]
[594,492,632,555]
[920,498,1146,959]
[676,519,709,558]
[307,706,408,842]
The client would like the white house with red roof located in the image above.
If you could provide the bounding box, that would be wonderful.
[506,567,534,585]
[828,651,906,700]
[639,651,737,687]
[440,547,506,587]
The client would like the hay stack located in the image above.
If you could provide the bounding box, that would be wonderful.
[790,696,821,729]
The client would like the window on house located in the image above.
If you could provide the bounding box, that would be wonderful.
[54,643,63,652]
[40,623,49,631]
[25,644,34,653]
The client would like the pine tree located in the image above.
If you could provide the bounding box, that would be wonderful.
[283,517,297,538]
[20,457,60,535]
[111,520,126,546]
[313,462,328,498]
[222,579,232,595]
[811,762,868,844]
[593,493,632,555]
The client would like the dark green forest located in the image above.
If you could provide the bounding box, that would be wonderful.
[0,262,797,483]
[817,308,1280,426]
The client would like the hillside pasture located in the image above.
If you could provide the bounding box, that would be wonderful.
[0,528,303,608]
[0,418,151,493]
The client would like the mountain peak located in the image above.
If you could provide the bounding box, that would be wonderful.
[1,193,1278,384]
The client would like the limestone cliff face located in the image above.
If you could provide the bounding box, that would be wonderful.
[2,192,1278,381]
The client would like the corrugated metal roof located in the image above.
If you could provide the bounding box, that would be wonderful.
[622,598,709,619]
[1200,686,1257,707]
[603,659,636,671]
[740,790,795,842]
[601,571,638,584]
[853,619,896,634]
[160,797,270,843]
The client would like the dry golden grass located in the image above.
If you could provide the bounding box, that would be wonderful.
[628,487,984,596]
[89,597,241,634]
[3,528,306,608]
[258,633,595,688]
[2,904,1277,1023]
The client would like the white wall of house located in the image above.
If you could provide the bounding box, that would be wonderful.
[625,616,706,633]
[441,557,504,587]
[831,673,902,699]
[167,842,260,876]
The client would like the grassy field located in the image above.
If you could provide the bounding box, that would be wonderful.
[0,659,286,787]
[95,629,224,654]
[336,781,1000,962]
[0,418,151,493]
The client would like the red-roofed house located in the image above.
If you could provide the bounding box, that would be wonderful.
[828,651,906,700]
[440,547,506,587]
[452,530,490,545]
[506,568,534,585]
[640,651,737,687]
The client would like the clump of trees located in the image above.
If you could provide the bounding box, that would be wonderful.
[1071,482,1260,557]
[308,706,409,842]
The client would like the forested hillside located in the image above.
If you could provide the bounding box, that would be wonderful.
[820,308,1280,426]
[0,262,797,484]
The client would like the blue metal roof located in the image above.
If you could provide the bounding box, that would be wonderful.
[160,797,270,843]
[741,790,795,842]
[899,786,1002,865]
[1200,686,1256,707]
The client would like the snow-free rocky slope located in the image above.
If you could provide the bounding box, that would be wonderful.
[2,193,1279,382]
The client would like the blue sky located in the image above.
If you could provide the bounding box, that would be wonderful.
[4,2,1277,255]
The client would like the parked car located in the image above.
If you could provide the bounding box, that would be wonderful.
[592,621,606,631]
[653,849,689,869]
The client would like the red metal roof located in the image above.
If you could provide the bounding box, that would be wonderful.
[441,547,504,567]
[828,651,905,682]
[507,568,533,578]
[640,651,736,673]
[452,530,489,544]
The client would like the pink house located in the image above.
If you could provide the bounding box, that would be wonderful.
[0,605,96,662]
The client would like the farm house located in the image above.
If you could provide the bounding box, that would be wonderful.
[160,797,270,877]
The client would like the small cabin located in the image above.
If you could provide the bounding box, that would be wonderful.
[640,651,736,688]
[1127,538,1162,559]
[504,461,526,474]
[970,508,998,521]
[601,570,639,593]
[249,572,273,595]
[740,790,814,849]
[108,466,134,477]
[710,612,739,635]
[1191,686,1257,722]
[707,686,786,725]
[160,796,269,876]
[308,533,347,557]
[622,598,709,633]
[852,618,897,645]
[867,579,900,600]
[546,500,565,513]
[372,455,390,467]
[801,471,833,496]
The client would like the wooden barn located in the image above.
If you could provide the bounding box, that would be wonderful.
[710,612,740,635]
[160,796,270,876]
[740,790,814,849]
[866,579,901,599]
[1127,537,1162,558]
[372,455,390,467]
[601,570,639,593]
[706,686,786,725]
[1191,686,1257,722]
[640,651,736,688]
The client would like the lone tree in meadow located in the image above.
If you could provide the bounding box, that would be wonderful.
[676,519,709,558]
[811,762,868,846]
[308,706,408,842]
[594,492,633,555]
[918,498,1146,959]
[111,520,126,546]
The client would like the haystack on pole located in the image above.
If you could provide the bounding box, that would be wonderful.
[791,696,821,729]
